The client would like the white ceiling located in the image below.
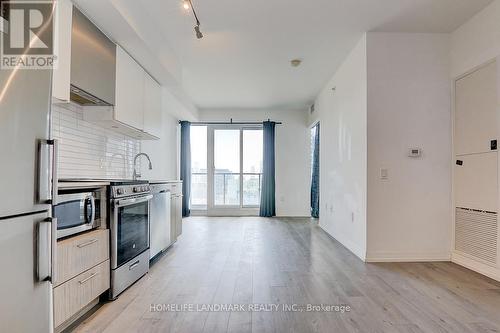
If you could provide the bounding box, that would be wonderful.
[77,0,493,111]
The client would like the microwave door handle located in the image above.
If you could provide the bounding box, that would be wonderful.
[89,195,96,224]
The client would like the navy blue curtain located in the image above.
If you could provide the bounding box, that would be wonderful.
[180,121,191,217]
[311,123,320,218]
[260,121,276,217]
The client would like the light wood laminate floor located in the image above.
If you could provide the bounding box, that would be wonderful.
[73,217,500,333]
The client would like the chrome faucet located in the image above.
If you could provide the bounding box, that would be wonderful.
[133,153,153,180]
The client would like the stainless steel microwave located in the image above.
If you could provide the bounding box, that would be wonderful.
[53,190,102,239]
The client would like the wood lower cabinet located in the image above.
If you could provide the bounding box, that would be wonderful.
[55,229,109,286]
[54,260,110,328]
[54,229,110,331]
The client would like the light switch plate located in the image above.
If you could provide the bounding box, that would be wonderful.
[380,168,389,180]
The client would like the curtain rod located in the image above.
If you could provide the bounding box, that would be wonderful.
[179,118,282,125]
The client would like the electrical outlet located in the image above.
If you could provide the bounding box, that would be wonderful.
[99,158,105,169]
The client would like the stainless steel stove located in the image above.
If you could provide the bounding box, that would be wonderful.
[108,181,152,299]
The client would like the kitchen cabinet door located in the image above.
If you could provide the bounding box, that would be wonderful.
[52,0,73,102]
[455,61,498,155]
[170,194,183,242]
[175,194,183,238]
[143,73,162,138]
[115,46,144,131]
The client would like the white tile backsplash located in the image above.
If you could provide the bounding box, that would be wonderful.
[52,102,141,179]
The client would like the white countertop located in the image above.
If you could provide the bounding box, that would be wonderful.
[58,179,181,188]
[58,181,110,189]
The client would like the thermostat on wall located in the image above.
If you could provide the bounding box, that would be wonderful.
[408,148,422,157]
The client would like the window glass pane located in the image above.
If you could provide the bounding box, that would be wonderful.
[243,174,261,206]
[214,129,240,174]
[214,174,224,205]
[191,126,207,173]
[190,126,207,207]
[215,174,240,205]
[191,174,207,206]
[243,130,263,173]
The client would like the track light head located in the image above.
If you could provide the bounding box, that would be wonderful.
[195,25,203,39]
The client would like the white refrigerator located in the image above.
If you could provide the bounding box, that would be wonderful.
[0,59,56,331]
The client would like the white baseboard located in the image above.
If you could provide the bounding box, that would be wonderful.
[452,251,500,282]
[365,251,451,263]
[318,224,366,261]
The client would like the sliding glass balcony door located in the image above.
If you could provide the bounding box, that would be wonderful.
[213,129,241,206]
[190,125,263,214]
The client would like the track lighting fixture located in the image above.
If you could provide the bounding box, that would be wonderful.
[183,0,203,39]
[194,25,203,39]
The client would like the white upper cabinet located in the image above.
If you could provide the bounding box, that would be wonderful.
[455,61,498,156]
[52,0,73,102]
[84,46,161,140]
[115,46,145,131]
[143,74,162,138]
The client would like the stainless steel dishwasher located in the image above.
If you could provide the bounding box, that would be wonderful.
[149,184,171,259]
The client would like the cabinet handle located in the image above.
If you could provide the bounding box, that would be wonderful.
[77,239,98,248]
[79,272,98,284]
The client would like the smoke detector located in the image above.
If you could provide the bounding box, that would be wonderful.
[290,59,302,67]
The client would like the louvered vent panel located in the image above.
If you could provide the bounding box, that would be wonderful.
[455,208,498,264]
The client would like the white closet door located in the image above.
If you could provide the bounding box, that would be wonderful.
[455,152,498,213]
[455,61,498,156]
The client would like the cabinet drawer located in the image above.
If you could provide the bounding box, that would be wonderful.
[54,260,110,328]
[56,229,109,286]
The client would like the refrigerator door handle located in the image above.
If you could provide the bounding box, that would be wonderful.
[37,217,57,283]
[37,217,56,282]
[37,139,58,205]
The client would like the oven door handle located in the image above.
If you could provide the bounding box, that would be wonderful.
[114,195,153,207]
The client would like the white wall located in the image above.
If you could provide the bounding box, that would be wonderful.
[366,33,452,261]
[199,108,311,217]
[451,0,500,78]
[311,35,368,260]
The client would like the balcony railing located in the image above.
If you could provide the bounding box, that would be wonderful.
[191,172,262,208]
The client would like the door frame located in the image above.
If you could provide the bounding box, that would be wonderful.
[206,124,262,216]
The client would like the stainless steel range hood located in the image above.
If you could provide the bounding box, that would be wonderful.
[70,7,116,106]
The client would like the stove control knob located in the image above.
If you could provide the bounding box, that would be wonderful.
[117,188,124,195]
[133,187,139,193]
[142,186,147,191]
